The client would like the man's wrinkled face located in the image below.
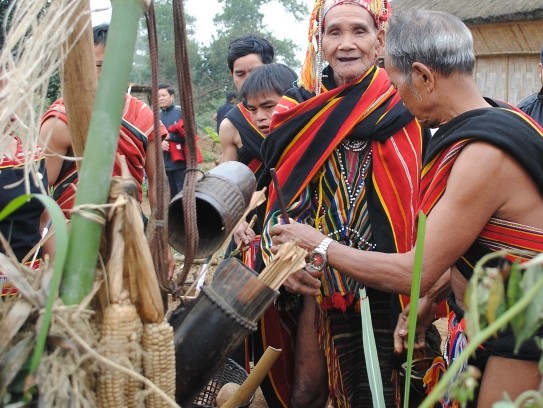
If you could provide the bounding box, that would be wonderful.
[321,4,383,86]
[385,58,440,129]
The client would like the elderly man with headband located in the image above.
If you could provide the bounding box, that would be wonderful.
[252,0,434,406]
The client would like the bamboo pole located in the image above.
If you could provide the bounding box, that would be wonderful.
[221,347,282,408]
[60,0,147,305]
[62,0,97,163]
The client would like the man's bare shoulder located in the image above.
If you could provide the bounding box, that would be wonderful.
[219,117,235,137]
[39,116,72,153]
[451,140,542,227]
[219,118,241,145]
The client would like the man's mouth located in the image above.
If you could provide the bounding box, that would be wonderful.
[337,57,359,62]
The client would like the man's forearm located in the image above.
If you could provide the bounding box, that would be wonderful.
[425,269,451,304]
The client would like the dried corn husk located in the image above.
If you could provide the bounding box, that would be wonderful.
[123,194,164,323]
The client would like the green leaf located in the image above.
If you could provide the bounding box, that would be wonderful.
[360,287,385,408]
[485,271,505,326]
[490,402,514,408]
[506,262,522,308]
[0,195,37,222]
[403,211,426,408]
[203,126,220,144]
[514,265,543,353]
[0,334,33,400]
[26,194,68,374]
[507,263,525,337]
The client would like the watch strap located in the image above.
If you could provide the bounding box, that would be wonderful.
[316,237,333,253]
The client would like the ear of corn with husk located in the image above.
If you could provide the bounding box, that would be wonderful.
[96,172,176,408]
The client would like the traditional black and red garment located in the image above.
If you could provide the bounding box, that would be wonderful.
[419,99,543,371]
[224,103,266,179]
[40,95,166,216]
[255,65,429,407]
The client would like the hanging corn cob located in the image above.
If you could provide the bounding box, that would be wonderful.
[142,321,176,407]
[96,298,143,408]
[96,180,144,407]
[120,165,175,407]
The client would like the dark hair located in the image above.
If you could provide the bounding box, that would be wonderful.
[93,23,109,46]
[158,83,175,95]
[240,63,297,105]
[227,35,274,73]
[226,91,237,102]
[540,46,543,63]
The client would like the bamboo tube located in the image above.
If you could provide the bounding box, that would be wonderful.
[221,347,282,408]
[60,0,147,305]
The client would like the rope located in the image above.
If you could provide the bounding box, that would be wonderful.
[172,0,199,291]
[145,3,172,295]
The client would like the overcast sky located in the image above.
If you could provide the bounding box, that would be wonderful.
[90,0,313,67]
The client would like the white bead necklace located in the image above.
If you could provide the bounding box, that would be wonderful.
[336,141,372,206]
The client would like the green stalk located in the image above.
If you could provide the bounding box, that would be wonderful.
[360,287,386,408]
[403,212,426,408]
[60,0,145,305]
[419,273,543,408]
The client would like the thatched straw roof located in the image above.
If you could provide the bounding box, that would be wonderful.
[390,0,543,25]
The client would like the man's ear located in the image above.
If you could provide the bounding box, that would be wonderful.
[412,62,435,92]
[375,29,385,58]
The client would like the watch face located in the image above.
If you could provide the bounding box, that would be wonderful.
[309,251,326,271]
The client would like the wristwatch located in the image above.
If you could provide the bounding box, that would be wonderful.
[308,237,333,272]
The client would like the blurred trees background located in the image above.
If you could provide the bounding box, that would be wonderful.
[132,0,308,132]
[0,0,307,134]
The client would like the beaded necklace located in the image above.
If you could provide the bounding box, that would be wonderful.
[313,139,377,251]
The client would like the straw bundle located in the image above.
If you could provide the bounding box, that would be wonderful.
[258,241,307,291]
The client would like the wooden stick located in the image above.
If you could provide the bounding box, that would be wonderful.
[231,213,258,257]
[270,168,290,224]
[216,188,267,259]
[221,347,282,408]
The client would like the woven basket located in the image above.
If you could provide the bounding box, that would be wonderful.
[193,359,254,408]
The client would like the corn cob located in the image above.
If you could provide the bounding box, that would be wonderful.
[126,315,143,408]
[142,320,176,407]
[96,300,143,408]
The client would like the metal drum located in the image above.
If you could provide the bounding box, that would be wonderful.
[168,161,256,259]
